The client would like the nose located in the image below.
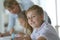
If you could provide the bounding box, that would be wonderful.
[29,18,33,22]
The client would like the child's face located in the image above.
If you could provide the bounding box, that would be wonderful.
[18,18,26,27]
[7,4,20,14]
[26,10,43,28]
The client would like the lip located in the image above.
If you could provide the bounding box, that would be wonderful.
[30,22,35,25]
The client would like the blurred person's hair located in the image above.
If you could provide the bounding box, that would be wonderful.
[4,0,19,9]
[18,11,33,34]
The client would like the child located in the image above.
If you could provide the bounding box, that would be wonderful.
[14,11,33,40]
[25,5,59,40]
[18,11,33,35]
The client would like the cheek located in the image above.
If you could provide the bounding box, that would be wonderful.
[10,9,16,13]
[13,7,19,13]
[15,7,19,11]
[21,21,26,26]
[19,20,25,26]
[35,19,39,24]
[16,6,20,11]
[34,18,41,24]
[13,9,18,13]
[33,17,39,22]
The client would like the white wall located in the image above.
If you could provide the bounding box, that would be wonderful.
[0,0,5,33]
[39,0,56,27]
[57,0,60,38]
[57,0,60,26]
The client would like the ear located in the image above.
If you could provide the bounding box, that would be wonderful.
[39,14,44,20]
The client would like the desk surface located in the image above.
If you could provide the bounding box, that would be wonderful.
[0,34,20,40]
[0,36,11,40]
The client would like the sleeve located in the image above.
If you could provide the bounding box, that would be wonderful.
[36,29,50,40]
[36,29,59,40]
[36,29,54,40]
[7,14,15,32]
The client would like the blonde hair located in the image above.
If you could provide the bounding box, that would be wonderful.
[18,11,33,34]
[26,5,44,15]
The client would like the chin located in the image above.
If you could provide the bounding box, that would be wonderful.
[31,25,36,28]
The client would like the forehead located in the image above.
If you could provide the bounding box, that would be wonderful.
[7,5,18,11]
[9,4,18,8]
[19,18,25,21]
[18,17,27,21]
[27,10,39,16]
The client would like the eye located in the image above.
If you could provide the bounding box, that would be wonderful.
[27,17,30,20]
[32,15,36,18]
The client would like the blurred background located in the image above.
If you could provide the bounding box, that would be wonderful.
[0,0,60,38]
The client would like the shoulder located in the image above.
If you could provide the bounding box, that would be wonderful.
[37,22,59,40]
[40,22,57,35]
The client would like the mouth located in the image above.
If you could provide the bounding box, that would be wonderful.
[30,22,35,26]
